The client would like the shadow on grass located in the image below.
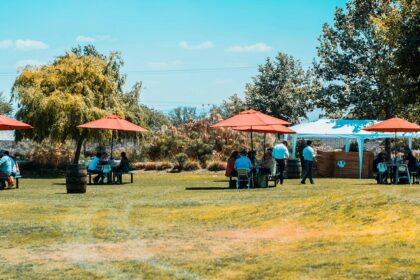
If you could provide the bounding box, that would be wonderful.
[185,187,230,191]
[212,180,229,183]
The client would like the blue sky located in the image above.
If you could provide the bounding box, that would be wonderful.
[0,0,346,114]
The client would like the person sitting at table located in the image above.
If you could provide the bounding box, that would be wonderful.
[234,149,253,174]
[0,150,13,189]
[373,152,388,184]
[225,151,239,177]
[88,152,104,184]
[247,150,257,166]
[112,152,131,183]
[260,148,274,175]
[404,147,418,180]
[4,151,19,177]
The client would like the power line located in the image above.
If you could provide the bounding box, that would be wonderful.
[0,66,257,77]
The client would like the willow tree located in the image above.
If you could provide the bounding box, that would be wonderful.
[12,45,125,163]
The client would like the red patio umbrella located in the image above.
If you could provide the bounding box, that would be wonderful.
[234,124,296,151]
[363,117,420,158]
[211,110,292,151]
[0,114,32,130]
[78,115,148,159]
[212,109,291,128]
[233,124,296,134]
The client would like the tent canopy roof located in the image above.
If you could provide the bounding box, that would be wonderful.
[289,119,418,139]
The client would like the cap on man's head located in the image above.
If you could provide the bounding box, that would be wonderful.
[240,149,247,155]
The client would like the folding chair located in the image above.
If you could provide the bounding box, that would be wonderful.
[236,168,251,189]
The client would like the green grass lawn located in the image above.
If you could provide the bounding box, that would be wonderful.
[0,173,419,279]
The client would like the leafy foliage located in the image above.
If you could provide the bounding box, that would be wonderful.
[315,0,418,120]
[245,53,320,123]
[0,92,12,115]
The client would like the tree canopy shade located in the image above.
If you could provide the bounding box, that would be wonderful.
[245,52,320,123]
[314,0,419,121]
[12,46,127,163]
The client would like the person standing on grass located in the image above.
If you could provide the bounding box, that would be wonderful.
[301,140,315,185]
[272,140,289,184]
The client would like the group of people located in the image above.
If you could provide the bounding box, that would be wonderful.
[373,147,419,184]
[87,151,130,184]
[270,140,316,185]
[0,150,19,189]
[225,140,316,187]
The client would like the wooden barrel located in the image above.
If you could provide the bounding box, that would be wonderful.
[286,159,302,179]
[66,164,87,193]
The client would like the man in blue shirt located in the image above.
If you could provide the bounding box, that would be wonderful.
[87,152,104,184]
[301,140,315,184]
[272,140,289,184]
[234,150,253,173]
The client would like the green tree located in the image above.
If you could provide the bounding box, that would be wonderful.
[0,92,13,115]
[168,106,204,126]
[372,0,420,121]
[245,53,320,123]
[212,94,246,119]
[12,45,126,163]
[314,0,417,120]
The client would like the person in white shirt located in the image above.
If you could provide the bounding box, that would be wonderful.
[272,140,289,184]
[301,140,315,184]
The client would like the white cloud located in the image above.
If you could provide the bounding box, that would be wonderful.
[76,35,96,42]
[0,39,49,50]
[179,41,214,50]
[15,39,49,50]
[145,60,182,70]
[226,43,272,53]
[15,59,46,69]
[0,40,14,48]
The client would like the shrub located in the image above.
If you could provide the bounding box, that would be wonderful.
[144,162,158,171]
[27,140,74,170]
[156,161,173,170]
[131,162,146,170]
[207,161,227,172]
[175,153,188,170]
[184,160,200,171]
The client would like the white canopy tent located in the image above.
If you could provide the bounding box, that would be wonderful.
[286,119,419,178]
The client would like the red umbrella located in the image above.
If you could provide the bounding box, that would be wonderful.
[363,117,420,158]
[0,114,32,130]
[233,124,296,134]
[234,124,296,151]
[212,110,292,151]
[78,115,148,158]
[212,109,291,128]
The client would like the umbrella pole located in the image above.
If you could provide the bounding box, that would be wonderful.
[394,131,397,161]
[263,133,266,151]
[111,130,114,160]
[250,127,254,152]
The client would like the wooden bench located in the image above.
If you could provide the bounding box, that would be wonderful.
[0,174,22,189]
[114,170,136,184]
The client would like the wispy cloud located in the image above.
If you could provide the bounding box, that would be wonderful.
[0,39,49,50]
[15,59,46,69]
[75,35,111,43]
[179,41,214,50]
[76,35,96,42]
[145,60,182,70]
[0,40,13,48]
[226,43,272,53]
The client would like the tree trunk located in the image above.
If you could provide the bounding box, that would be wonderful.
[73,130,88,164]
